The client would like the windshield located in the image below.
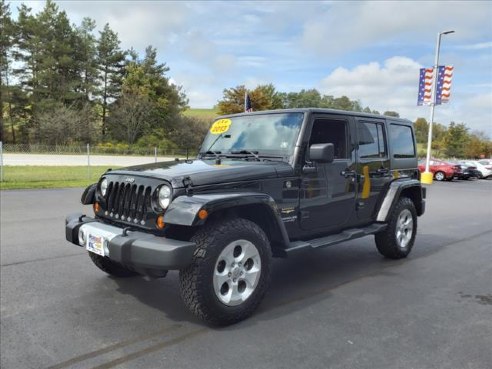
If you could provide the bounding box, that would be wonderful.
[200,112,304,157]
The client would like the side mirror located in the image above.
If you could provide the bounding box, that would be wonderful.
[309,143,334,163]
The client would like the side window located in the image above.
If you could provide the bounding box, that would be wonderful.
[357,122,387,159]
[309,119,348,159]
[390,124,415,158]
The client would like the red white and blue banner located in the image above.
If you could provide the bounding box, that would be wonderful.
[417,65,453,105]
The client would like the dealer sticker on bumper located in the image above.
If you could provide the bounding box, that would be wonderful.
[87,234,105,256]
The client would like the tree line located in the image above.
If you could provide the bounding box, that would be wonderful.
[1,0,490,158]
[217,84,491,158]
[216,84,396,116]
[0,0,198,150]
[414,118,491,158]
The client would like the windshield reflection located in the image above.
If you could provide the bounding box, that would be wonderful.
[200,113,304,156]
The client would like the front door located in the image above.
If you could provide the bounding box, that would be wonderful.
[300,115,357,232]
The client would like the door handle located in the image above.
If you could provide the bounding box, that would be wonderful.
[341,169,356,178]
[376,168,390,175]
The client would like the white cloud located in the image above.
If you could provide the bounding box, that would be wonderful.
[237,56,267,68]
[464,93,492,110]
[456,42,492,50]
[301,1,492,56]
[319,56,422,111]
[319,56,492,136]
[9,0,492,135]
[34,1,189,53]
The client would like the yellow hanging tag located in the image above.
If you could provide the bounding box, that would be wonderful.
[210,119,232,135]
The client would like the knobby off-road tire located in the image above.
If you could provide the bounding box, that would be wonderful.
[88,252,139,277]
[375,197,417,259]
[179,218,272,326]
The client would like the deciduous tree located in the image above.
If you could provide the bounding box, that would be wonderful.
[444,122,469,158]
[217,84,283,114]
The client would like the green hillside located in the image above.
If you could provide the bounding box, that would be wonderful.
[183,108,219,121]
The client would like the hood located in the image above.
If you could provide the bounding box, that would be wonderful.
[107,159,294,188]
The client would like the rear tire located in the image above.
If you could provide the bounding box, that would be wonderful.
[434,171,445,181]
[88,252,139,277]
[375,197,417,259]
[179,218,271,326]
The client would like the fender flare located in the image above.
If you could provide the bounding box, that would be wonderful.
[81,183,97,205]
[163,192,291,247]
[376,179,425,222]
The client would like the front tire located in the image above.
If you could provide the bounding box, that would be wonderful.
[88,252,139,277]
[179,218,271,326]
[375,197,417,259]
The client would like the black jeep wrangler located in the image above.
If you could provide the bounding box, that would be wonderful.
[66,108,426,325]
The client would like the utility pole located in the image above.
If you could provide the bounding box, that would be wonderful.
[421,30,455,184]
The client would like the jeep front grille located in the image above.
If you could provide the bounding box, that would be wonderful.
[105,182,152,224]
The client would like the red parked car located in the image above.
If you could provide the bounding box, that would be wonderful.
[418,159,459,181]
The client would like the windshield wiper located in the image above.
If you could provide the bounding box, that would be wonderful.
[201,150,222,158]
[200,133,230,156]
[230,150,261,161]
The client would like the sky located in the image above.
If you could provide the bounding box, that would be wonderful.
[11,1,492,136]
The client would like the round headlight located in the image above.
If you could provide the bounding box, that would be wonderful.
[158,185,172,209]
[100,178,108,196]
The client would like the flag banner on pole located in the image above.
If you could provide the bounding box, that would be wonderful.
[245,93,253,112]
[417,68,434,105]
[437,65,453,104]
[418,65,453,106]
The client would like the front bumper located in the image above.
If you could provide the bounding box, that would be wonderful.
[65,213,196,271]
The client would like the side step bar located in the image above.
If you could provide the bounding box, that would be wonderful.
[284,223,387,255]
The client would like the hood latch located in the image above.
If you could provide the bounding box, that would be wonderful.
[183,176,194,196]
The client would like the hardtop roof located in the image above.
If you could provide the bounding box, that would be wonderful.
[218,108,413,125]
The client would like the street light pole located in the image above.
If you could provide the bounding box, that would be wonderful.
[422,30,454,184]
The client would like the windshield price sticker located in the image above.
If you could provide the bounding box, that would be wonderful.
[210,119,232,135]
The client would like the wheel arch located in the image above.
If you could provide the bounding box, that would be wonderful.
[164,193,291,254]
[81,183,97,205]
[376,179,425,222]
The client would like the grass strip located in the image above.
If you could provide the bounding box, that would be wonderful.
[0,166,117,190]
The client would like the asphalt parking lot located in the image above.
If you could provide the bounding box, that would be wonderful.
[1,179,491,369]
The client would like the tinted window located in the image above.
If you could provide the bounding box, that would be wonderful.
[357,122,387,158]
[309,119,348,159]
[390,124,415,158]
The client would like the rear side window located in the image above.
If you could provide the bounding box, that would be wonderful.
[357,122,387,159]
[390,124,415,158]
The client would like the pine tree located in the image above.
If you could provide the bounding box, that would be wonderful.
[0,0,13,141]
[108,46,188,143]
[74,17,98,102]
[96,23,126,138]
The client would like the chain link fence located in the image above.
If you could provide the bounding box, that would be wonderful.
[2,143,194,157]
[0,142,198,185]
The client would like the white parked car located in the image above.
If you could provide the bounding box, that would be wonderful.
[462,160,492,179]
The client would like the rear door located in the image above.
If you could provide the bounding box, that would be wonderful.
[355,118,392,221]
